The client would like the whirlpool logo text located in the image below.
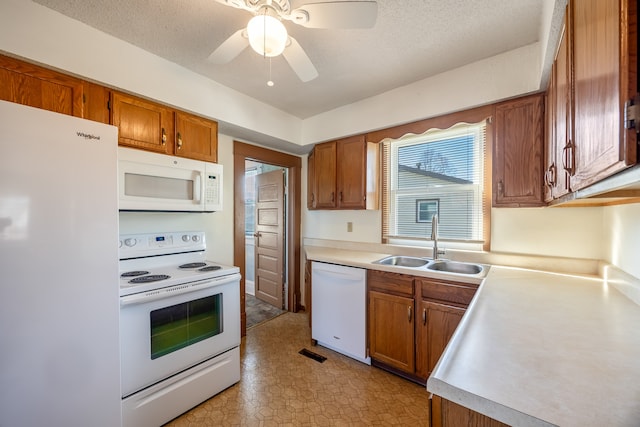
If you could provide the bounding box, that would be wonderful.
[76,131,101,141]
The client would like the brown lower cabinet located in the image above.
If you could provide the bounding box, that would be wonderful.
[431,395,510,427]
[367,270,478,385]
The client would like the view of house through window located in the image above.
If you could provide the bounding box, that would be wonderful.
[383,121,487,245]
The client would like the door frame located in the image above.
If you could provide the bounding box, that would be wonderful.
[233,141,302,336]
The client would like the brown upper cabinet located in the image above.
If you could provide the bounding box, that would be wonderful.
[545,10,572,202]
[493,93,545,207]
[0,54,84,117]
[545,0,638,202]
[307,135,379,210]
[571,0,637,190]
[110,91,218,162]
[309,140,337,208]
[175,111,218,163]
[110,91,175,155]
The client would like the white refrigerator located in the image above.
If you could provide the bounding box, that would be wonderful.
[0,101,122,426]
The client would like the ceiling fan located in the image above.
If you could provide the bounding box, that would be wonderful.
[208,0,378,82]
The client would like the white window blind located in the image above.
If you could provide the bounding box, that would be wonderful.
[382,121,487,244]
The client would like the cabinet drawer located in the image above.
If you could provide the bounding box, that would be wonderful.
[418,279,477,306]
[368,270,414,297]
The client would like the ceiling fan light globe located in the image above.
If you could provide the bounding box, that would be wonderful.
[247,14,288,57]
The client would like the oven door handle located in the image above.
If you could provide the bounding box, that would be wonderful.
[120,273,241,307]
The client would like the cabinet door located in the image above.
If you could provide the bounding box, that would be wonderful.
[553,15,572,199]
[111,91,174,154]
[175,111,218,162]
[416,301,464,379]
[368,290,415,373]
[0,54,83,117]
[431,396,510,427]
[571,0,636,190]
[83,81,110,124]
[313,141,337,209]
[307,149,315,209]
[544,64,556,203]
[337,135,366,209]
[493,94,545,207]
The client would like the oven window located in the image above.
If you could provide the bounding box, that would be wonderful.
[150,294,223,359]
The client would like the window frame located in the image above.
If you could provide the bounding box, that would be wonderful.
[416,199,439,223]
[368,104,493,252]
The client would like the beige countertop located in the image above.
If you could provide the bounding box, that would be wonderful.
[428,266,640,426]
[304,246,487,285]
[305,245,640,426]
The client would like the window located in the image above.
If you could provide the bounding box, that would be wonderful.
[244,168,257,235]
[150,294,223,359]
[382,121,488,247]
[416,199,439,223]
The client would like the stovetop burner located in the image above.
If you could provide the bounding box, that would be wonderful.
[121,270,149,278]
[179,262,207,269]
[198,265,221,272]
[128,274,171,284]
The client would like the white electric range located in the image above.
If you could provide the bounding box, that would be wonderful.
[118,231,241,427]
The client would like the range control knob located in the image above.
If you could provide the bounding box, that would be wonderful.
[124,238,136,247]
[182,235,190,242]
[192,235,200,242]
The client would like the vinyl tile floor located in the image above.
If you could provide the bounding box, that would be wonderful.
[245,293,286,329]
[165,312,430,426]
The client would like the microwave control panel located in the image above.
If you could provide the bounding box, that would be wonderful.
[205,173,220,205]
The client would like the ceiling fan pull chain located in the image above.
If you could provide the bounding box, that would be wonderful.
[267,57,274,87]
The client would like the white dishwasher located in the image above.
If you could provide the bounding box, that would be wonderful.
[311,261,370,365]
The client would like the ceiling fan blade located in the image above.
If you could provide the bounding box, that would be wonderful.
[207,29,248,64]
[213,0,252,12]
[282,37,318,82]
[289,1,378,29]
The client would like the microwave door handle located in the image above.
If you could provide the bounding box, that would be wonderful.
[194,174,202,202]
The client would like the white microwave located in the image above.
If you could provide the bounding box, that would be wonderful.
[117,147,223,212]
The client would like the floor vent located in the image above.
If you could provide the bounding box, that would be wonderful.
[298,348,327,363]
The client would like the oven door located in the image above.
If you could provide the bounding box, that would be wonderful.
[119,274,240,397]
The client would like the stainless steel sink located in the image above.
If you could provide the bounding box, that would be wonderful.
[426,260,483,275]
[373,255,429,268]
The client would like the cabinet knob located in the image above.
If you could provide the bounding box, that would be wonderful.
[177,132,183,149]
[161,128,167,145]
[498,180,504,195]
[422,308,427,325]
[407,306,412,323]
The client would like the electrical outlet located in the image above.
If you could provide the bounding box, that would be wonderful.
[347,222,353,232]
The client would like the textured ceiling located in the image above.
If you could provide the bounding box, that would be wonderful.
[32,0,545,119]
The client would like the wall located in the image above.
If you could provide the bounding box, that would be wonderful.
[604,204,640,279]
[490,207,603,259]
[303,43,542,144]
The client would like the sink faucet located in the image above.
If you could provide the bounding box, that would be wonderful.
[431,214,440,260]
